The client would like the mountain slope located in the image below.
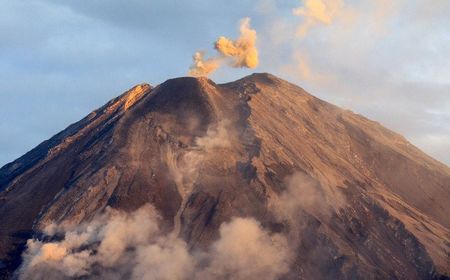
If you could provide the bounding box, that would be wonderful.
[0,73,449,279]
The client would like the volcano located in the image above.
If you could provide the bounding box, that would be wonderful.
[0,73,449,279]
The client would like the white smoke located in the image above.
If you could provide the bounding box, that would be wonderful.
[18,205,290,280]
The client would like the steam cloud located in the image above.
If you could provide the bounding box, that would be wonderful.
[293,0,343,37]
[18,205,290,280]
[188,17,259,77]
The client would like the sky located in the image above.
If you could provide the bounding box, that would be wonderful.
[0,0,449,166]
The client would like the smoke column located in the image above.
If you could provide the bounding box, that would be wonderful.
[188,17,259,77]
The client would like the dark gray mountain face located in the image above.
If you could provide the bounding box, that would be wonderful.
[0,73,449,279]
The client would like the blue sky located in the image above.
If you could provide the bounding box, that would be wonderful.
[1,0,449,166]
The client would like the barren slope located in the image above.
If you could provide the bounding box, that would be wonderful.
[0,73,449,279]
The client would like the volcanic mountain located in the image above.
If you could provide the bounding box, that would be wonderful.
[0,73,449,279]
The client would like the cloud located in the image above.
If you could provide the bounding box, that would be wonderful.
[189,17,259,77]
[18,205,291,280]
[293,0,344,37]
[265,0,450,166]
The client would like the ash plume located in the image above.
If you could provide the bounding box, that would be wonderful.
[166,120,232,206]
[18,122,285,280]
[188,51,221,78]
[214,17,259,69]
[18,206,290,280]
[166,120,233,236]
[270,172,345,243]
[188,17,259,77]
[18,204,163,279]
[195,217,290,280]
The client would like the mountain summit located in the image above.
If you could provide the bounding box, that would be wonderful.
[0,73,449,279]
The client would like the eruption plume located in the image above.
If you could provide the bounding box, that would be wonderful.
[188,51,221,78]
[188,17,259,77]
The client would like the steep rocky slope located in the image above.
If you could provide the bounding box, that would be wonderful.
[0,73,449,279]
